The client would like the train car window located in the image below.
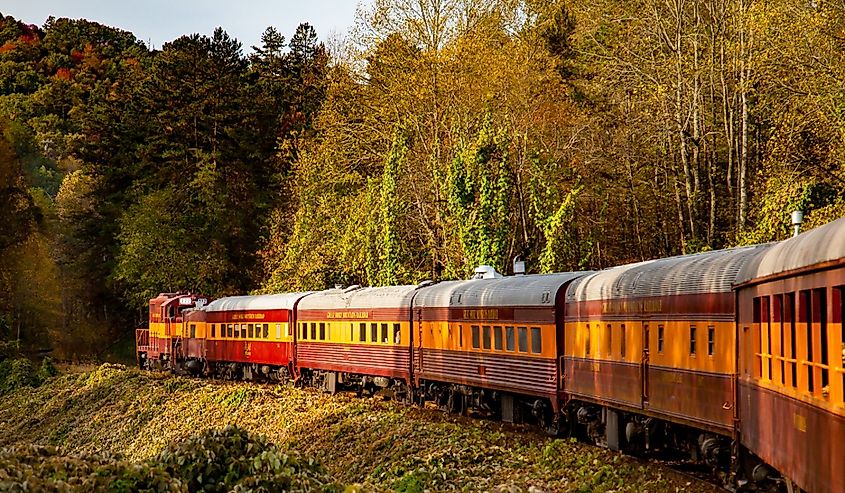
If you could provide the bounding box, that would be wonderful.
[359,323,367,342]
[265,324,270,338]
[763,296,772,380]
[242,324,248,338]
[371,323,378,343]
[658,325,664,354]
[472,326,480,349]
[190,324,196,338]
[585,324,591,356]
[800,290,814,392]
[393,323,401,344]
[506,326,515,351]
[531,327,541,354]
[300,323,306,339]
[518,327,528,353]
[494,326,503,350]
[276,324,281,339]
[786,292,797,388]
[319,323,326,340]
[211,324,216,338]
[482,326,491,350]
[248,324,254,338]
[690,326,697,355]
[774,294,785,385]
[459,325,464,347]
[620,324,626,358]
[234,324,241,338]
[309,323,315,341]
[607,324,612,356]
[381,323,388,343]
[815,288,829,393]
[837,287,845,402]
[228,324,233,338]
[708,326,715,356]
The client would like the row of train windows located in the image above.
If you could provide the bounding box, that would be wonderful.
[752,287,845,401]
[586,324,716,357]
[299,322,401,344]
[469,326,542,354]
[209,323,284,340]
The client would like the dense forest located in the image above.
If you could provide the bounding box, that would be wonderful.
[1,0,843,357]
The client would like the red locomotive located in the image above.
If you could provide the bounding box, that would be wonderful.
[136,217,845,493]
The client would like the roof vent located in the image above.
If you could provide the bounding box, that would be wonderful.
[513,256,526,276]
[471,265,503,280]
[791,210,804,237]
[343,285,362,293]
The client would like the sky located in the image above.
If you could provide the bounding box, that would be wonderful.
[2,0,364,53]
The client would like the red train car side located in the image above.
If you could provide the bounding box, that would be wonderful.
[736,217,845,493]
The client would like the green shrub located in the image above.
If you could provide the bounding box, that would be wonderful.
[0,358,40,394]
[0,444,184,492]
[38,356,58,380]
[156,426,343,493]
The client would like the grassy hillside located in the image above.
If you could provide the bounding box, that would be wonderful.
[0,364,721,492]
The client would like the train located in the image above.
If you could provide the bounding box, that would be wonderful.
[136,216,845,493]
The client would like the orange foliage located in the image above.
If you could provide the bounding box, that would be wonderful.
[18,33,37,45]
[0,41,15,53]
[54,67,72,80]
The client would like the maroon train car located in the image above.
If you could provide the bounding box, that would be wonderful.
[736,217,845,493]
[201,293,311,381]
[411,273,585,431]
[294,285,424,398]
[562,245,766,455]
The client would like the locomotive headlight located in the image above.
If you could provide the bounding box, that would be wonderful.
[791,210,804,237]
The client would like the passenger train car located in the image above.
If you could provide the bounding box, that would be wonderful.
[735,222,845,493]
[136,216,845,493]
[413,273,583,430]
[564,245,767,458]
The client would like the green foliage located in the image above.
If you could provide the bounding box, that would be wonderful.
[38,356,58,380]
[0,444,184,492]
[446,114,514,275]
[0,365,716,492]
[0,427,344,492]
[0,358,40,394]
[377,128,408,286]
[156,426,341,492]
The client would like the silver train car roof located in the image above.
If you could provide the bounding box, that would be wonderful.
[297,284,423,310]
[737,215,845,285]
[568,244,771,302]
[413,272,588,308]
[204,292,313,312]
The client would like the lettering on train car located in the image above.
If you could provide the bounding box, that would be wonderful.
[463,309,499,320]
[233,313,266,321]
[326,311,370,319]
[601,299,663,314]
